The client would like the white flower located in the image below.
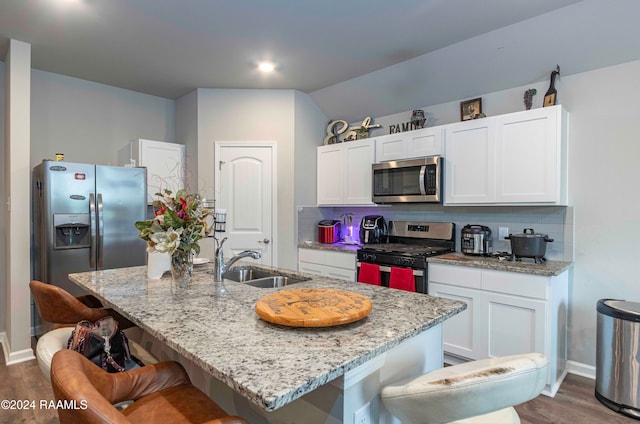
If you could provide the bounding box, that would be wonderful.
[148,228,183,255]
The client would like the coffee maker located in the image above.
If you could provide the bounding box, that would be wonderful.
[359,215,388,244]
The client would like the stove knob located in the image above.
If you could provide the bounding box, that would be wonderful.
[363,253,376,262]
[399,257,414,267]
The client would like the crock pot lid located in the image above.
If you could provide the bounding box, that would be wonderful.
[510,232,549,238]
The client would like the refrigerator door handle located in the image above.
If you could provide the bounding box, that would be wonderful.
[89,193,97,268]
[97,193,104,268]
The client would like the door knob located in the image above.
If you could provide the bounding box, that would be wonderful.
[259,238,270,244]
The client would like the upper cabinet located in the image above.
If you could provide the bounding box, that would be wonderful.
[317,139,375,206]
[375,127,443,162]
[443,118,496,204]
[127,139,185,204]
[445,105,568,205]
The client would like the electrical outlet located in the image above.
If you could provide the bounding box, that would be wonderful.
[498,226,509,240]
[354,402,371,424]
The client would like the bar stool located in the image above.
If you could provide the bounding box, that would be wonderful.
[381,353,549,423]
[51,349,248,424]
[30,280,158,380]
[29,280,134,330]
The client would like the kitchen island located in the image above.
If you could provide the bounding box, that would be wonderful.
[68,263,465,423]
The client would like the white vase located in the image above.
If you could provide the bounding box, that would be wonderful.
[147,251,171,279]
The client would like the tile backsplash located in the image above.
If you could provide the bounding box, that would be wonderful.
[298,204,574,261]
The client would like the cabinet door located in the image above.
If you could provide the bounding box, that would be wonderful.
[298,261,325,276]
[429,283,484,360]
[317,144,344,205]
[138,139,185,204]
[325,267,356,281]
[343,140,375,205]
[444,119,496,204]
[483,292,546,358]
[375,133,405,162]
[495,106,560,203]
[406,127,443,158]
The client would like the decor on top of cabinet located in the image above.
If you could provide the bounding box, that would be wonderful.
[543,65,560,107]
[323,117,381,144]
[135,189,212,287]
[460,97,483,121]
[524,88,537,110]
[389,110,434,134]
[323,120,349,145]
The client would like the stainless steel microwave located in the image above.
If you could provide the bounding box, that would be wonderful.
[372,156,442,203]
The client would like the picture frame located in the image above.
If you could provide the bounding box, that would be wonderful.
[460,97,482,121]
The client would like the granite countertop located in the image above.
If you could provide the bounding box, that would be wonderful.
[68,264,465,412]
[298,241,361,252]
[427,253,573,276]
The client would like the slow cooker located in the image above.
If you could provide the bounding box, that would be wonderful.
[461,225,492,256]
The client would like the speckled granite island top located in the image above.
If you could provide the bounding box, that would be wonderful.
[428,253,573,276]
[68,264,465,412]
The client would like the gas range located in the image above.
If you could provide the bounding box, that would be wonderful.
[357,221,456,268]
[356,221,455,294]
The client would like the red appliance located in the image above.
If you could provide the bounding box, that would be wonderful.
[318,220,342,244]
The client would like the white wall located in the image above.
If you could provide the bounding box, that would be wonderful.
[175,89,199,192]
[0,60,5,334]
[30,69,175,169]
[194,89,296,269]
[3,40,33,363]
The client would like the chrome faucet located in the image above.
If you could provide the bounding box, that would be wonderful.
[213,237,262,282]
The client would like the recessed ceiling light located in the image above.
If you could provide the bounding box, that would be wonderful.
[258,62,275,73]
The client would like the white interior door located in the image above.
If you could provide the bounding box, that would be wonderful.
[215,143,275,265]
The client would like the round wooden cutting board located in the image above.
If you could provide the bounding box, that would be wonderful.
[255,288,372,327]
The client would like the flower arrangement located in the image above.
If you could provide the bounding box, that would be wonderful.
[135,189,212,257]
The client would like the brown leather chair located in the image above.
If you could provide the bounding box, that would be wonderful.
[29,280,134,330]
[51,349,248,424]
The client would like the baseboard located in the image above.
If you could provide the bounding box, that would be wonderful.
[566,360,596,380]
[0,331,36,365]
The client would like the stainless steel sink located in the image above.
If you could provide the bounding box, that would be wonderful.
[223,267,273,282]
[223,266,310,287]
[244,275,309,288]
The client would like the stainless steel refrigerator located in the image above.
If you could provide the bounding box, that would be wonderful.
[33,160,147,296]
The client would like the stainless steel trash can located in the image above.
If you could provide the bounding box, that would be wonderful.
[596,299,640,419]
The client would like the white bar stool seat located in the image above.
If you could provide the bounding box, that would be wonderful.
[381,353,549,424]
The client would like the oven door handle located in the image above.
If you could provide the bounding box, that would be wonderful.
[357,263,424,277]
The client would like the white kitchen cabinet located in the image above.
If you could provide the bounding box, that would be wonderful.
[429,282,484,359]
[317,144,344,205]
[375,127,443,162]
[317,139,375,206]
[444,118,496,204]
[298,248,356,281]
[444,105,567,205]
[495,106,567,203]
[122,139,186,204]
[484,291,546,357]
[428,263,568,396]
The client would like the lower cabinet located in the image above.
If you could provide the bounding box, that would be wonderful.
[298,248,356,281]
[428,263,568,396]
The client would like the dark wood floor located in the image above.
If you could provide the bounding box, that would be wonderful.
[0,343,636,423]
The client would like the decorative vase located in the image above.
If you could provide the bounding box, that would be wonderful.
[147,251,171,279]
[171,249,193,287]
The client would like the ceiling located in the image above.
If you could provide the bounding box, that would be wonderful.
[0,0,584,101]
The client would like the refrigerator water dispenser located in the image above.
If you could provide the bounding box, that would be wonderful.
[54,214,90,249]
